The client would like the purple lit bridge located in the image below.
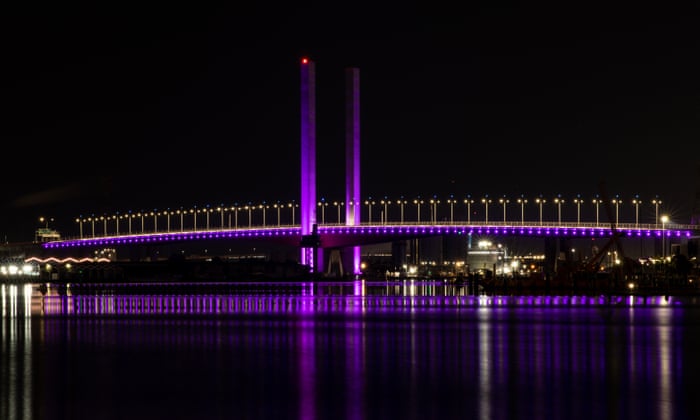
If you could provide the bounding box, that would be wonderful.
[38,57,700,275]
[44,222,694,250]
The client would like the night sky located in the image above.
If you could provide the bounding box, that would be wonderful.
[3,3,700,242]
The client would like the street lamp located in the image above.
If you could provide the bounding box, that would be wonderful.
[365,198,375,224]
[430,196,439,223]
[274,202,282,226]
[517,196,527,224]
[397,197,406,223]
[612,195,621,226]
[661,214,669,259]
[592,195,600,227]
[447,195,456,224]
[652,197,662,228]
[234,204,241,229]
[464,195,474,224]
[499,196,509,223]
[318,199,327,224]
[76,217,83,238]
[333,201,343,224]
[414,198,423,223]
[289,201,296,225]
[553,195,564,224]
[632,195,641,228]
[381,197,390,224]
[482,195,492,223]
[573,195,583,225]
[260,203,268,227]
[535,196,546,225]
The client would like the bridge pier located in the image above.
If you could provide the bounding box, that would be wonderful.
[391,241,408,272]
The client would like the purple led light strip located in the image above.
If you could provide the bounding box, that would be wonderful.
[42,225,691,249]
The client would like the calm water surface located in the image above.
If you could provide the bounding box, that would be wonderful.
[2,280,700,420]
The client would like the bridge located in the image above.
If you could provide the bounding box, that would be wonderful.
[41,214,698,276]
[39,57,700,276]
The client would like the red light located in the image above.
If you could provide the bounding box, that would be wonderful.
[301,57,308,64]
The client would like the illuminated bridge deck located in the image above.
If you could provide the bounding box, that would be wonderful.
[43,221,697,250]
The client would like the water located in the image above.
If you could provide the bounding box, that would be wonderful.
[2,281,700,420]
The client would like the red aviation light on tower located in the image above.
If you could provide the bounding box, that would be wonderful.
[301,57,309,64]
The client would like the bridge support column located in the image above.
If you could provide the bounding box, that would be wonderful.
[391,240,408,272]
[409,238,420,266]
[543,237,557,289]
[325,248,344,278]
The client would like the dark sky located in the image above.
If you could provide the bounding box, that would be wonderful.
[2,3,700,242]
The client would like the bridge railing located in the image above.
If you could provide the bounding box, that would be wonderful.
[55,220,699,242]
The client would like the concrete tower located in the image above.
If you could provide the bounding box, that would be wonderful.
[345,67,362,275]
[300,57,318,270]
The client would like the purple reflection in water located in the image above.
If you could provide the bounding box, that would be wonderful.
[2,283,700,419]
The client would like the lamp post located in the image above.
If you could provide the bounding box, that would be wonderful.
[553,195,564,224]
[76,217,83,238]
[612,195,621,226]
[234,204,241,229]
[289,201,296,226]
[333,201,343,224]
[499,196,509,223]
[632,196,641,228]
[573,195,583,225]
[482,195,492,223]
[430,196,439,223]
[90,215,95,237]
[535,196,546,225]
[381,197,390,224]
[397,197,406,224]
[592,195,600,227]
[274,202,282,227]
[414,198,423,223]
[365,198,375,224]
[652,197,662,228]
[246,203,252,228]
[447,195,456,224]
[517,196,527,225]
[260,203,268,227]
[661,215,669,259]
[318,199,327,224]
[464,196,474,224]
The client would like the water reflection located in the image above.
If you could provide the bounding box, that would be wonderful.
[0,284,34,420]
[29,280,697,317]
[1,281,698,419]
